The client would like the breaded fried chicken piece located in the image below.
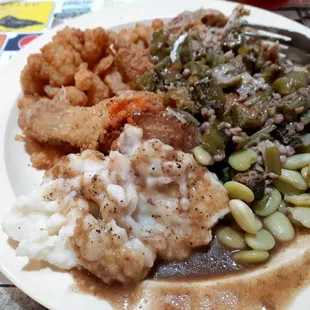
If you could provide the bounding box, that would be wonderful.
[108,31,154,81]
[75,63,110,104]
[44,85,88,106]
[21,27,109,95]
[18,91,164,150]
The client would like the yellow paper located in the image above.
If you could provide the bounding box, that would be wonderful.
[0,2,54,32]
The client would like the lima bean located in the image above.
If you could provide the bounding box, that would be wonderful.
[193,146,214,166]
[228,149,258,172]
[301,165,310,183]
[287,207,310,228]
[229,199,259,234]
[273,178,305,195]
[283,153,310,170]
[233,250,269,264]
[252,188,281,217]
[216,226,246,249]
[264,211,295,242]
[255,215,263,231]
[224,181,254,203]
[245,229,276,251]
[278,200,288,215]
[284,194,310,206]
[278,169,308,190]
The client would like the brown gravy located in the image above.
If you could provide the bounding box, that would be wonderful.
[72,231,310,309]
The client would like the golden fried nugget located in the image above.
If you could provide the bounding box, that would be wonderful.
[104,70,129,95]
[93,55,114,75]
[44,85,88,106]
[75,63,110,105]
[109,31,154,81]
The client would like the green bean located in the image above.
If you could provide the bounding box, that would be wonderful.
[134,72,159,91]
[264,211,295,242]
[240,125,277,149]
[264,145,281,175]
[230,99,266,130]
[149,29,172,62]
[286,70,309,89]
[233,250,269,264]
[245,229,276,251]
[217,75,242,89]
[283,154,310,170]
[221,28,244,52]
[193,146,213,166]
[273,70,308,96]
[273,77,293,96]
[201,116,227,157]
[229,199,259,234]
[211,54,229,68]
[228,149,258,172]
[164,87,197,114]
[216,226,246,249]
[224,181,254,203]
[278,169,308,191]
[287,207,310,228]
[237,46,250,55]
[263,64,283,84]
[252,188,281,217]
[192,76,226,113]
[284,194,310,206]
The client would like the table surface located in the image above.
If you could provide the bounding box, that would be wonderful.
[1,0,310,309]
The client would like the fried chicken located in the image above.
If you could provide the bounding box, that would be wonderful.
[44,85,88,106]
[20,26,155,107]
[108,31,154,81]
[75,63,110,104]
[22,27,108,92]
[133,113,201,153]
[18,91,165,150]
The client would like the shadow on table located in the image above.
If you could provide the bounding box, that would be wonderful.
[0,287,46,310]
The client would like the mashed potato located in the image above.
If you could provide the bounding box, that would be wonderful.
[2,125,230,284]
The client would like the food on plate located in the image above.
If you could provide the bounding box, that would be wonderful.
[4,3,310,289]
[19,91,164,151]
[3,125,229,283]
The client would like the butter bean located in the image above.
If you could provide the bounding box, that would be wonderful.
[245,229,275,251]
[301,165,310,184]
[287,207,310,228]
[284,194,310,206]
[233,250,269,264]
[229,199,259,234]
[264,211,295,242]
[278,200,288,215]
[216,226,246,249]
[253,188,281,217]
[228,149,258,172]
[224,181,254,203]
[283,153,310,170]
[193,146,214,166]
[278,169,308,190]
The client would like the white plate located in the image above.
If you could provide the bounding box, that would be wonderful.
[1,0,310,309]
